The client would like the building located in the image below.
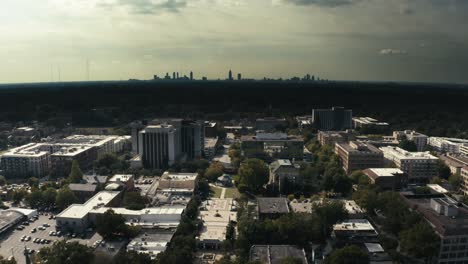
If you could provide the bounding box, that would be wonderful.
[138,124,181,169]
[0,210,25,235]
[393,130,428,151]
[363,168,407,190]
[439,154,466,175]
[154,171,198,205]
[107,174,135,192]
[268,159,301,188]
[380,146,438,182]
[204,137,219,160]
[332,219,379,244]
[355,135,400,148]
[335,141,384,174]
[68,183,98,202]
[127,230,176,260]
[216,174,233,187]
[428,137,468,154]
[317,130,354,146]
[180,119,204,160]
[312,107,352,130]
[0,143,51,178]
[204,122,218,138]
[296,116,311,130]
[255,117,288,131]
[241,132,304,160]
[460,167,468,195]
[249,245,308,264]
[363,243,393,263]
[50,145,97,176]
[56,191,121,232]
[402,196,468,263]
[57,135,130,158]
[352,117,389,130]
[198,198,237,250]
[257,198,290,220]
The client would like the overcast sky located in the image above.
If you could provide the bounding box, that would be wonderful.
[1,0,468,83]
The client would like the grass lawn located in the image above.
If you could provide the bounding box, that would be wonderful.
[224,187,241,199]
[210,186,222,198]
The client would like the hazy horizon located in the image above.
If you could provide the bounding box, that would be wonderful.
[2,0,468,84]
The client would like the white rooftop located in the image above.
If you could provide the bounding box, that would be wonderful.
[57,191,120,219]
[108,174,133,183]
[380,146,438,160]
[333,219,376,231]
[367,168,404,177]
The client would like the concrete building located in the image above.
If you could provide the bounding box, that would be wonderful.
[428,137,468,154]
[138,124,181,169]
[241,132,304,160]
[50,145,97,177]
[56,191,121,232]
[250,245,308,264]
[317,130,355,147]
[257,198,290,220]
[0,210,25,235]
[68,183,98,203]
[127,230,176,260]
[380,146,438,182]
[312,107,352,130]
[198,198,237,250]
[335,141,384,174]
[57,135,130,158]
[353,117,389,129]
[460,167,468,195]
[204,137,219,160]
[154,171,198,206]
[363,168,407,190]
[268,159,301,188]
[439,155,466,175]
[402,196,468,264]
[332,219,379,244]
[204,121,218,138]
[296,115,311,130]
[0,143,51,178]
[180,119,204,160]
[107,174,135,192]
[393,130,428,151]
[255,117,288,131]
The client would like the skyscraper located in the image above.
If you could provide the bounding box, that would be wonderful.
[138,124,181,169]
[237,73,242,81]
[173,72,176,80]
[228,70,233,81]
[190,71,193,80]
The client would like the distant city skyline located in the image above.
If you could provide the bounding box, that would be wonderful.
[1,0,468,84]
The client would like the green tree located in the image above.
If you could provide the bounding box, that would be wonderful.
[0,176,7,186]
[123,192,147,210]
[96,209,138,239]
[38,240,94,264]
[398,139,417,152]
[43,187,58,206]
[314,200,348,238]
[205,162,224,182]
[430,176,443,185]
[26,189,43,208]
[28,177,39,188]
[399,222,440,261]
[325,245,370,264]
[55,187,78,210]
[238,159,269,193]
[448,174,462,190]
[10,189,27,204]
[112,250,152,264]
[437,160,451,179]
[69,160,83,183]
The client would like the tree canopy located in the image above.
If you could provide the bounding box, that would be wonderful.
[38,240,94,264]
[69,160,83,183]
[325,245,370,264]
[237,159,269,193]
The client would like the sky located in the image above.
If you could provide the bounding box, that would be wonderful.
[1,0,468,84]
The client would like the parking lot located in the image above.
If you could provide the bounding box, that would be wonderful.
[0,212,105,263]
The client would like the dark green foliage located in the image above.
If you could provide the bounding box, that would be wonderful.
[399,222,440,260]
[237,159,269,193]
[111,250,153,264]
[398,139,417,152]
[123,192,147,210]
[94,154,129,175]
[325,245,370,264]
[69,160,84,183]
[38,240,94,264]
[55,187,78,210]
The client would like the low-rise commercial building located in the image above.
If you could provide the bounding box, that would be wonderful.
[241,132,304,161]
[335,141,384,174]
[380,146,438,182]
[68,183,98,203]
[127,230,176,260]
[332,219,379,244]
[257,198,290,220]
[268,159,301,187]
[250,245,308,264]
[154,171,198,206]
[363,168,407,190]
[198,198,237,250]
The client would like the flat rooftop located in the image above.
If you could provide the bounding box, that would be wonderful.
[108,174,133,183]
[333,219,376,232]
[69,183,98,192]
[57,191,120,219]
[257,198,290,214]
[0,210,24,232]
[250,245,308,264]
[380,146,438,160]
[364,168,404,178]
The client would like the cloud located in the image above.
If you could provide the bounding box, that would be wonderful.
[379,49,408,55]
[281,0,362,7]
[99,0,187,14]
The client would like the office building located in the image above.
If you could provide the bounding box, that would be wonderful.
[393,130,428,151]
[268,159,301,187]
[127,230,176,259]
[190,71,193,80]
[228,70,233,80]
[131,121,145,154]
[317,130,354,146]
[332,219,379,244]
[335,141,384,174]
[439,154,467,175]
[312,107,352,130]
[107,174,135,192]
[241,132,304,160]
[180,119,204,160]
[363,168,407,190]
[380,146,438,182]
[255,117,288,131]
[137,124,181,169]
[428,137,468,154]
[237,73,241,80]
[0,143,51,178]
[402,196,468,264]
[249,245,308,264]
[460,167,468,195]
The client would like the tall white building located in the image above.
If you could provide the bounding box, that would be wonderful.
[138,124,182,169]
[380,146,438,182]
[393,130,428,151]
[0,143,51,178]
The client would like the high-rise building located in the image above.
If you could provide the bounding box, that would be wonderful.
[312,106,353,130]
[228,70,233,81]
[138,124,181,169]
[131,121,145,154]
[237,73,241,80]
[172,72,176,80]
[180,120,204,159]
[0,143,51,178]
[190,71,193,80]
